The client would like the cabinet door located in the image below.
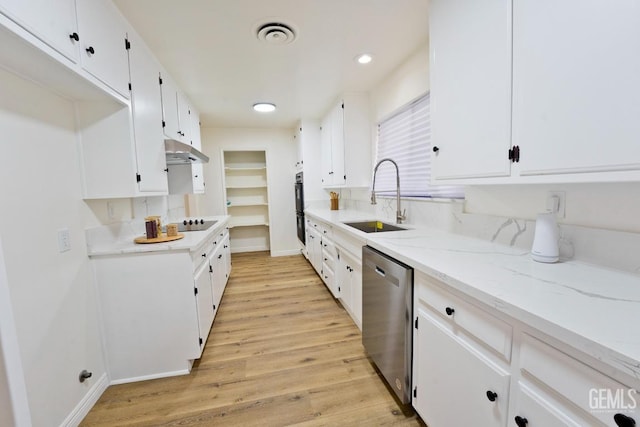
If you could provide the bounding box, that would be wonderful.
[222,233,232,288]
[194,260,214,356]
[191,163,205,194]
[159,73,181,141]
[189,107,202,149]
[413,308,510,427]
[430,0,512,181]
[320,115,334,185]
[177,92,191,143]
[330,103,346,186]
[512,382,586,427]
[0,0,79,61]
[75,0,129,97]
[512,0,640,177]
[127,31,169,193]
[211,244,225,310]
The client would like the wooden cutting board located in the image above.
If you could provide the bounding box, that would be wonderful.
[134,233,184,244]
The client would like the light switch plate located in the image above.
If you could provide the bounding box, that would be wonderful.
[58,228,71,252]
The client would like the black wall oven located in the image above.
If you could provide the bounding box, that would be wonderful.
[295,172,305,245]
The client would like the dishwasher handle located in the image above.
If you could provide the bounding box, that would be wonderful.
[375,266,386,277]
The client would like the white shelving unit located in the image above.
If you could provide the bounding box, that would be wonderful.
[222,150,270,252]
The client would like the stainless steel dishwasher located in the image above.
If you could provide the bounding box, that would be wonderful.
[362,245,414,404]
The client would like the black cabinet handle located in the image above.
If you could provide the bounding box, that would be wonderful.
[218,254,222,259]
[514,416,528,427]
[202,253,206,258]
[69,32,79,41]
[486,390,497,402]
[86,46,95,54]
[614,413,636,427]
[445,307,455,316]
[432,146,439,153]
[164,168,168,172]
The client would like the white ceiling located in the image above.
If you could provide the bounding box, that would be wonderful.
[113,0,429,128]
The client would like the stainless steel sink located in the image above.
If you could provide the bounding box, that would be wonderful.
[343,221,407,233]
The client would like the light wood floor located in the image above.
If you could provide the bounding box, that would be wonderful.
[82,251,424,426]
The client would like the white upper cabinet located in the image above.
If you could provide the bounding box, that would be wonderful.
[430,0,512,181]
[512,0,640,180]
[127,29,168,194]
[0,0,80,62]
[160,73,193,144]
[75,0,130,97]
[432,0,640,184]
[320,93,371,188]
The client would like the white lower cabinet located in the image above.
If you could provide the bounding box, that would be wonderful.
[336,248,362,329]
[413,272,639,427]
[194,257,214,356]
[92,224,231,383]
[413,307,510,427]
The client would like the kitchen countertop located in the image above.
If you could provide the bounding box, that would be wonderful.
[305,207,640,383]
[86,215,230,257]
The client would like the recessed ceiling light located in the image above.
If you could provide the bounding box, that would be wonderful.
[253,103,276,113]
[356,54,373,64]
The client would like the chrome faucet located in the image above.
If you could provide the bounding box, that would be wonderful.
[371,158,406,224]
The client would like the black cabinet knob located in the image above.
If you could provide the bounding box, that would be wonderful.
[432,146,439,153]
[445,307,455,316]
[86,46,95,54]
[218,254,222,259]
[202,253,206,258]
[514,416,528,427]
[164,168,168,172]
[69,32,79,41]
[486,390,498,402]
[614,413,636,427]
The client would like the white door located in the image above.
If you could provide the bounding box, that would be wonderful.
[0,0,79,61]
[512,0,640,177]
[159,73,181,141]
[75,0,129,96]
[194,261,214,356]
[413,308,510,427]
[127,31,168,193]
[430,0,512,181]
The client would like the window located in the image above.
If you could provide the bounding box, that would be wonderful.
[374,93,464,198]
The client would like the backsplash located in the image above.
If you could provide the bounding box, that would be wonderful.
[332,189,640,276]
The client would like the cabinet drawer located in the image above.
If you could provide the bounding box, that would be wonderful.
[520,333,638,426]
[322,265,334,287]
[416,271,513,362]
[321,238,336,257]
[322,250,335,271]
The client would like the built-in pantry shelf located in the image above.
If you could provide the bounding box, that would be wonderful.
[222,150,270,253]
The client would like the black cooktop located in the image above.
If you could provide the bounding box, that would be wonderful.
[177,219,217,232]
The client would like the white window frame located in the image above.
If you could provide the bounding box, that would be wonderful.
[374,92,464,199]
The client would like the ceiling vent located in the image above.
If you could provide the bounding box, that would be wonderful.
[256,22,296,45]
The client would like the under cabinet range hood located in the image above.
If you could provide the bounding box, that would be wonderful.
[164,139,210,165]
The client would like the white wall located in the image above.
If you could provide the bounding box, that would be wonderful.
[0,68,107,425]
[197,127,299,256]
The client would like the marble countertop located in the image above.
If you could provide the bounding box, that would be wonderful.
[305,207,640,383]
[86,216,230,257]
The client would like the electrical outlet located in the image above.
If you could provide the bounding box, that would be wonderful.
[546,191,566,218]
[58,228,71,252]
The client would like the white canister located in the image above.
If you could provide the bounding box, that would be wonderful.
[531,212,559,263]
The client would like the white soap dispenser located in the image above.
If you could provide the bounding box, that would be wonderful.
[531,212,559,263]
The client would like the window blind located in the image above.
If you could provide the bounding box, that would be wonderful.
[375,93,464,199]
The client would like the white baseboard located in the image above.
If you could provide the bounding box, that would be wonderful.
[109,368,190,385]
[61,372,109,427]
[270,249,304,257]
[230,245,269,253]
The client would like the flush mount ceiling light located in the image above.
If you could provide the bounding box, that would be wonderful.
[253,103,276,113]
[256,22,297,45]
[356,53,374,64]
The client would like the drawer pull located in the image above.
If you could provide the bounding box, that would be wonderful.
[514,416,528,427]
[486,390,497,402]
[375,266,386,277]
[614,414,636,427]
[445,306,455,316]
[201,253,207,258]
